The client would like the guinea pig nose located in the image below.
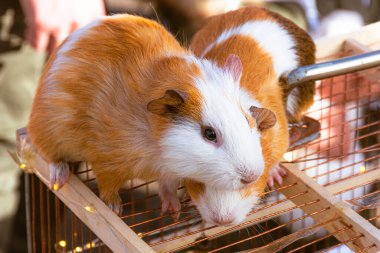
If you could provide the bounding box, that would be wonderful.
[213,214,235,226]
[240,172,259,184]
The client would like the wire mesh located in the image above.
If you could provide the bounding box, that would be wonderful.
[26,173,112,253]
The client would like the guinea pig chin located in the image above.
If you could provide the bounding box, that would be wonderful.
[195,187,260,226]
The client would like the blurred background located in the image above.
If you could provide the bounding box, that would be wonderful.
[0,0,380,253]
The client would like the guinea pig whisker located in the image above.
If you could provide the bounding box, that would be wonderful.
[249,225,259,235]
[189,219,203,228]
[250,225,267,245]
[238,229,242,239]
[178,211,196,215]
[244,228,250,238]
[260,223,275,243]
[246,227,253,236]
[271,217,280,226]
[254,224,263,233]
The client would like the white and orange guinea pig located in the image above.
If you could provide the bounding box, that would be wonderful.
[186,6,315,226]
[28,14,278,214]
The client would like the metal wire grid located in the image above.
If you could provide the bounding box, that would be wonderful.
[25,65,380,253]
[25,173,112,253]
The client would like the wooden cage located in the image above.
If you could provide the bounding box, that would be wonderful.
[15,22,380,253]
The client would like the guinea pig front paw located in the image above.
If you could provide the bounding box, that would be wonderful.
[49,161,70,190]
[267,164,287,189]
[108,201,122,216]
[158,178,181,220]
[102,195,122,215]
[161,197,181,221]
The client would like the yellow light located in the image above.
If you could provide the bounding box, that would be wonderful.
[137,232,143,238]
[53,183,59,191]
[283,152,293,162]
[359,166,366,173]
[58,240,67,247]
[75,246,83,252]
[84,205,96,212]
[19,163,26,169]
[85,241,97,248]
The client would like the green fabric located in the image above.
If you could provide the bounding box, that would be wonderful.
[0,44,45,144]
[0,44,45,253]
[0,42,44,215]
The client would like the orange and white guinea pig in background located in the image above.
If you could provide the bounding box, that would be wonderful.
[28,14,276,215]
[187,6,315,226]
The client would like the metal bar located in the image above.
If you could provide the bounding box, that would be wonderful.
[31,175,36,253]
[46,185,51,253]
[287,49,380,88]
[24,173,33,253]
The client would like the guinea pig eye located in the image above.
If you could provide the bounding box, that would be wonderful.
[203,127,217,142]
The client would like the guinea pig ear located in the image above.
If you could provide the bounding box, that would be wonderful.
[249,106,277,131]
[147,89,186,117]
[223,54,242,82]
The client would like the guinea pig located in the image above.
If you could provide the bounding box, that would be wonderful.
[187,6,315,225]
[28,14,274,214]
[191,6,316,126]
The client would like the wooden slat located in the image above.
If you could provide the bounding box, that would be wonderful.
[343,38,371,54]
[280,164,380,253]
[316,21,380,60]
[153,166,380,252]
[17,129,155,253]
[342,38,380,83]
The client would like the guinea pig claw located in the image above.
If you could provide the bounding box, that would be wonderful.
[267,164,287,189]
[279,164,288,176]
[108,203,122,215]
[267,176,274,190]
[161,199,181,221]
[274,173,283,186]
[49,161,70,190]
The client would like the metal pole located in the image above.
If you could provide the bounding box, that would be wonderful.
[25,173,33,253]
[287,49,380,89]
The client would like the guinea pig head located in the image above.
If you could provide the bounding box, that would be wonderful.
[185,173,267,226]
[147,54,276,190]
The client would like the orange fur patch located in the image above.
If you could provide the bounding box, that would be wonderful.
[184,179,205,202]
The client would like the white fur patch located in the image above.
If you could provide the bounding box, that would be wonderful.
[196,186,259,225]
[44,18,102,98]
[50,19,102,74]
[159,58,266,190]
[196,59,265,177]
[201,20,299,77]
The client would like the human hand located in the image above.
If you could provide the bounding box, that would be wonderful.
[20,0,105,53]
